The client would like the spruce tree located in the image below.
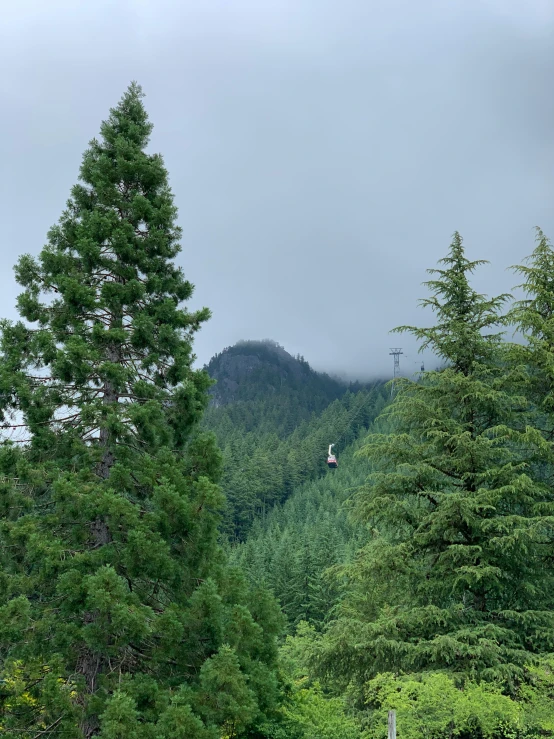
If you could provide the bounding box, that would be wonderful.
[317,233,554,691]
[510,228,554,432]
[0,83,282,737]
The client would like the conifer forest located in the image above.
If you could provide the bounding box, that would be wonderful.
[2,82,554,739]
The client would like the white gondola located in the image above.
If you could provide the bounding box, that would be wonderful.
[327,443,338,468]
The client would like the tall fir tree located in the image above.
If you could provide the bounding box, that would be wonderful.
[0,83,283,738]
[510,228,554,434]
[316,233,554,693]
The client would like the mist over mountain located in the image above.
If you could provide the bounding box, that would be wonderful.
[204,339,388,407]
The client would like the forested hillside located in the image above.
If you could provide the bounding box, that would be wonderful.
[230,430,375,629]
[202,340,388,539]
[205,339,351,424]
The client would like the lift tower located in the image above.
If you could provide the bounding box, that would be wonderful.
[389,347,403,396]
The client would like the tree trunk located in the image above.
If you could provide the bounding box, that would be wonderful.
[79,345,120,736]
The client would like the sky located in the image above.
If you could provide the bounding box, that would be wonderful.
[1,0,553,381]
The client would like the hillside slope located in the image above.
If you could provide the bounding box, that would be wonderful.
[202,340,388,539]
[230,430,377,628]
[204,339,354,437]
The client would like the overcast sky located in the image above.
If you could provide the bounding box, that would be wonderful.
[1,0,553,380]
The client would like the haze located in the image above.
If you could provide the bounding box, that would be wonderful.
[1,0,553,380]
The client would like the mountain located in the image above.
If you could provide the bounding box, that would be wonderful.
[202,339,388,540]
[206,338,348,411]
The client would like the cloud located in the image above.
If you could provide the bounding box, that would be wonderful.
[0,0,552,379]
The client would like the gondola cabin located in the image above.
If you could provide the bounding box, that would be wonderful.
[327,454,338,468]
[327,443,338,468]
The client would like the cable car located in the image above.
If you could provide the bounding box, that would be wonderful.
[327,444,338,468]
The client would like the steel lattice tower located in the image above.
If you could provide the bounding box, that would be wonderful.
[389,347,403,395]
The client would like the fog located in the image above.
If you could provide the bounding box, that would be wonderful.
[1,0,553,380]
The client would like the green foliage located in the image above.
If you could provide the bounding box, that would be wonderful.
[232,433,375,628]
[509,228,554,429]
[0,658,81,738]
[315,233,554,692]
[279,683,360,739]
[0,83,283,738]
[362,664,554,739]
[519,656,554,733]
[399,232,510,374]
[363,672,521,739]
[208,382,388,540]
[195,645,258,734]
[264,626,554,739]
[258,624,361,739]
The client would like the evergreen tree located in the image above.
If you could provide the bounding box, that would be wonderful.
[510,228,554,434]
[317,233,554,692]
[0,83,282,737]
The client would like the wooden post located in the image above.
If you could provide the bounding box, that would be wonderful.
[388,710,396,739]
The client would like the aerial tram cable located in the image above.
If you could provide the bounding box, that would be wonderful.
[324,357,427,469]
[324,385,383,470]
